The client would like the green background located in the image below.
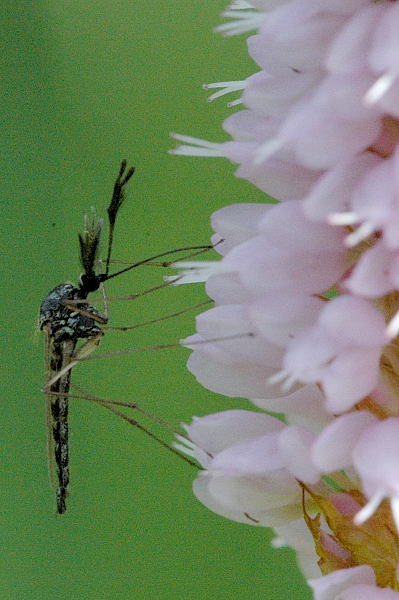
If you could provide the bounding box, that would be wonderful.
[2,2,311,599]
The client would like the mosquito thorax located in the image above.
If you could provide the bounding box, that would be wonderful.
[39,283,102,343]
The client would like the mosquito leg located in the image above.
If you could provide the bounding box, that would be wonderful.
[103,299,213,332]
[104,243,221,281]
[49,384,200,469]
[74,331,255,363]
[70,383,191,439]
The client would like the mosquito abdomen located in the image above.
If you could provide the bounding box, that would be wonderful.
[51,392,69,514]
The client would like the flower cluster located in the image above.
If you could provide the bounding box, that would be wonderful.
[172,1,399,598]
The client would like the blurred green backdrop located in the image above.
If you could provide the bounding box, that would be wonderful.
[2,2,311,599]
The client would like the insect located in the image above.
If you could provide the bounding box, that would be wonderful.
[39,161,136,514]
[39,161,214,514]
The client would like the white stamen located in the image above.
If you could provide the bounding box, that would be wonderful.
[353,490,385,525]
[271,536,287,549]
[227,98,243,107]
[228,0,252,8]
[175,433,196,449]
[173,442,196,457]
[267,369,290,386]
[364,69,398,105]
[220,9,256,20]
[386,310,399,338]
[254,137,284,165]
[170,133,221,148]
[203,81,245,91]
[203,80,246,103]
[162,275,182,284]
[280,374,299,392]
[328,211,360,226]
[390,496,399,532]
[169,133,227,157]
[345,221,374,247]
[166,260,227,284]
[215,10,265,36]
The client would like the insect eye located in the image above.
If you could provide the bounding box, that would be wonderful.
[79,272,101,294]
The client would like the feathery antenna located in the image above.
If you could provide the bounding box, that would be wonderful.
[105,160,135,277]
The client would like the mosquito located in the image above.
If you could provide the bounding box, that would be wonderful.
[39,160,215,514]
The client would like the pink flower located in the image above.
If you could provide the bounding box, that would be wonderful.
[308,566,399,600]
[281,295,388,411]
[352,418,399,530]
[272,519,321,579]
[312,411,378,473]
[177,410,320,526]
[171,0,399,596]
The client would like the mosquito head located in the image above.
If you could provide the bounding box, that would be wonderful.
[77,161,135,295]
[78,271,102,295]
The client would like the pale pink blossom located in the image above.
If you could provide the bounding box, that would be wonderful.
[281,295,388,412]
[330,149,399,249]
[345,241,397,298]
[272,519,321,579]
[222,201,347,295]
[303,153,381,222]
[312,411,378,473]
[277,425,320,483]
[353,418,399,530]
[252,384,331,432]
[170,0,399,596]
[308,566,399,600]
[178,410,320,526]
